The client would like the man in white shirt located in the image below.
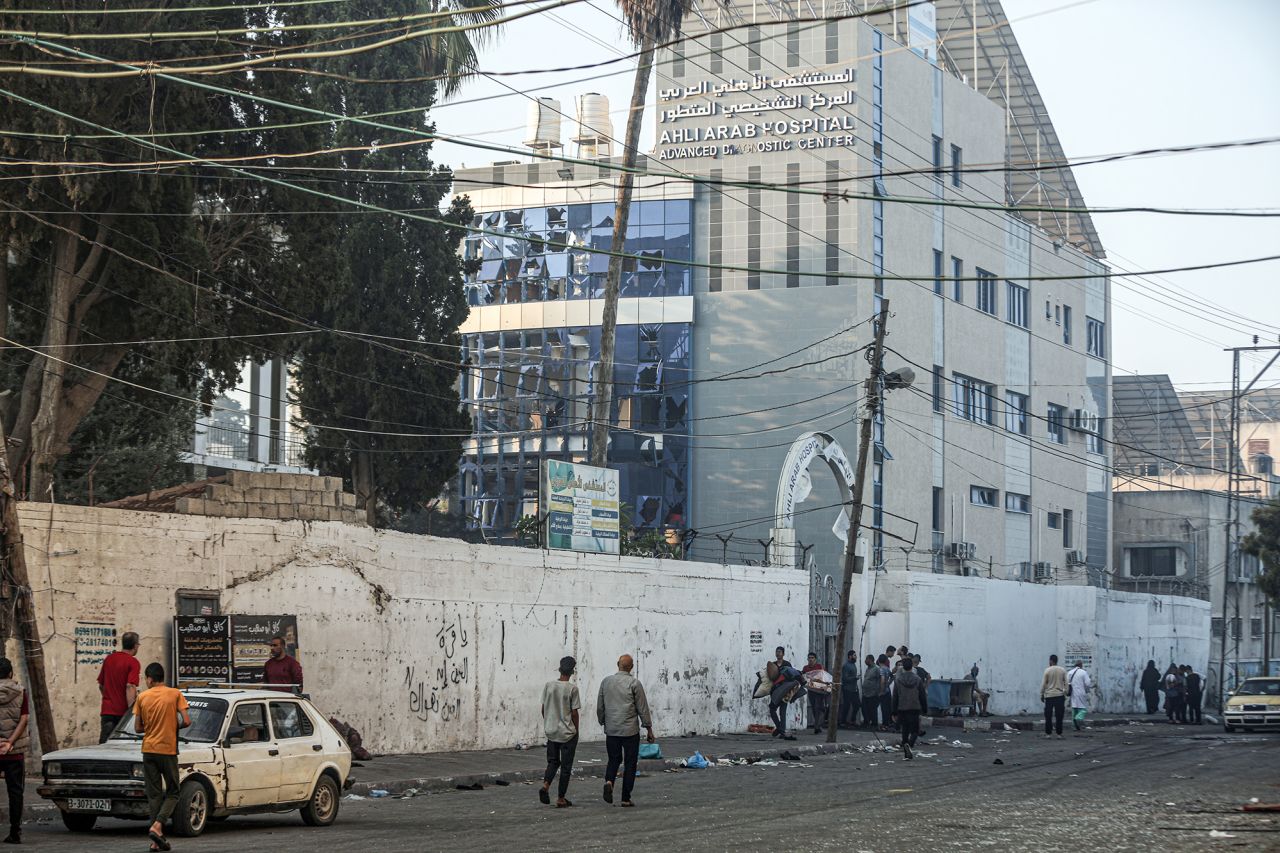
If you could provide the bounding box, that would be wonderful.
[539,656,581,807]
[1067,661,1093,732]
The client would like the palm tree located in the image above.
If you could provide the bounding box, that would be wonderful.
[417,0,505,98]
[589,0,691,467]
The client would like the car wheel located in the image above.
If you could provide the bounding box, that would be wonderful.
[301,775,340,827]
[60,812,97,833]
[170,780,210,838]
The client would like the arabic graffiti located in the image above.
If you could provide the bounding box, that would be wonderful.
[404,614,473,724]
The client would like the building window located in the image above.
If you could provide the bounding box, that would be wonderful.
[1005,391,1028,435]
[951,256,963,302]
[1129,546,1177,577]
[1252,618,1264,638]
[1087,316,1106,357]
[932,365,945,413]
[786,21,800,67]
[1211,617,1224,639]
[1062,305,1072,345]
[953,373,995,424]
[1231,617,1242,640]
[1047,511,1062,529]
[1047,403,1067,444]
[176,590,220,616]
[932,135,943,178]
[710,32,723,73]
[976,269,997,315]
[950,143,962,187]
[1063,508,1073,548]
[932,487,944,532]
[1086,430,1103,455]
[747,25,762,71]
[1006,282,1028,328]
[933,250,944,294]
[970,485,997,507]
[1005,492,1030,513]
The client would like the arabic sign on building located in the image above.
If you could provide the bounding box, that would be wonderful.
[74,623,117,669]
[541,460,620,555]
[174,614,299,685]
[655,69,857,162]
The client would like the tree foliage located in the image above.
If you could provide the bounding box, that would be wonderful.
[1243,497,1280,607]
[1,1,476,515]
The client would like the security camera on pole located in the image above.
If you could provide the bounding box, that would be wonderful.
[827,299,913,744]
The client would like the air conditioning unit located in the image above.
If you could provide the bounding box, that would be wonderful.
[949,542,977,560]
[1066,550,1086,566]
[1069,409,1099,434]
[1034,561,1053,580]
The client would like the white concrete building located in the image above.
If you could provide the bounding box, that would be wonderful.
[452,0,1113,661]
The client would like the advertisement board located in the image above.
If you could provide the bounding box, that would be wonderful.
[173,614,299,684]
[541,460,620,555]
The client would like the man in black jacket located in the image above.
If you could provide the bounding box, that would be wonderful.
[892,658,928,760]
[1184,665,1203,725]
[1139,660,1161,714]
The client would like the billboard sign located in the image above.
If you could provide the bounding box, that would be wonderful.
[541,460,620,554]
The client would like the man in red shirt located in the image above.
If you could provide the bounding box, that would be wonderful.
[262,635,303,693]
[97,631,140,743]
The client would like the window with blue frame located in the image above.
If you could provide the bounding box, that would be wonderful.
[464,199,693,307]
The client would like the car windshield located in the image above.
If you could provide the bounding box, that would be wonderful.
[109,696,229,743]
[1236,680,1280,697]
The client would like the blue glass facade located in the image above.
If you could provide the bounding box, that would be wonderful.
[463,199,693,306]
[457,198,693,539]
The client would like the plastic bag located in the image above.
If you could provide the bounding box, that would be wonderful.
[684,751,709,769]
[638,742,662,760]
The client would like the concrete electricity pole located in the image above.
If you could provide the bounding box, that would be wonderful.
[827,299,890,744]
[0,420,58,752]
[1219,342,1280,705]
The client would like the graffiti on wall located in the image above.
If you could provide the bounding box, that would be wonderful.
[404,613,472,723]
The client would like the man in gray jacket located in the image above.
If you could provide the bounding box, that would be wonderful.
[891,657,928,759]
[597,654,654,807]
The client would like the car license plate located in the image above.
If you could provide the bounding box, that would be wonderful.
[1244,716,1264,724]
[67,798,110,813]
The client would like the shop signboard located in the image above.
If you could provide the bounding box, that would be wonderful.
[541,460,620,555]
[230,614,299,683]
[174,615,232,683]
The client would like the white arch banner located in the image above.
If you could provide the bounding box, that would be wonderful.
[773,431,857,542]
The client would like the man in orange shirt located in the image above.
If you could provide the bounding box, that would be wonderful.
[134,663,190,852]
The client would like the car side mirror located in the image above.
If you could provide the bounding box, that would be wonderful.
[223,724,245,747]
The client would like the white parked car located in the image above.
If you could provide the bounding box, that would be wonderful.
[37,688,352,837]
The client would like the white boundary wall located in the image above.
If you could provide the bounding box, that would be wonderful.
[16,504,807,753]
[860,572,1210,715]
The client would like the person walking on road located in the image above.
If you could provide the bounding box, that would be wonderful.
[262,635,304,692]
[597,655,654,808]
[539,656,580,808]
[97,631,141,743]
[839,651,860,728]
[1163,664,1185,725]
[1185,665,1203,725]
[1139,660,1161,715]
[1067,660,1092,732]
[860,654,883,729]
[134,662,191,852]
[802,653,832,734]
[0,658,29,845]
[1041,654,1068,738]
[891,657,928,760]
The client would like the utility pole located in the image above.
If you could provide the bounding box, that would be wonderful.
[827,298,889,744]
[1219,342,1280,707]
[0,422,58,753]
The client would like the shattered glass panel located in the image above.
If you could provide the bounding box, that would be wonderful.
[635,495,663,528]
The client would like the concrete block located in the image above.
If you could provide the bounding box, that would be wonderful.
[320,492,337,508]
[173,497,204,515]
[306,492,324,507]
[323,476,345,492]
[340,493,357,508]
[225,470,259,490]
[245,504,269,519]
[292,489,311,505]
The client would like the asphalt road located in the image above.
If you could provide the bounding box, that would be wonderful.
[20,725,1279,852]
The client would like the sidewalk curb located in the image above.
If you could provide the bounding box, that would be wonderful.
[348,741,863,797]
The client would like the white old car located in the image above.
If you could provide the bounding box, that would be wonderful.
[37,688,352,837]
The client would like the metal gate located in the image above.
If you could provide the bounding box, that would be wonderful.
[809,566,839,668]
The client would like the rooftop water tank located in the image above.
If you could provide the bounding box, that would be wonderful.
[524,97,563,152]
[573,93,613,158]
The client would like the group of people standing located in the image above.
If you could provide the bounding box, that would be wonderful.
[1139,660,1203,724]
[1039,656,1094,736]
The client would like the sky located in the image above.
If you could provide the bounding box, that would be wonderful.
[431,0,1280,390]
